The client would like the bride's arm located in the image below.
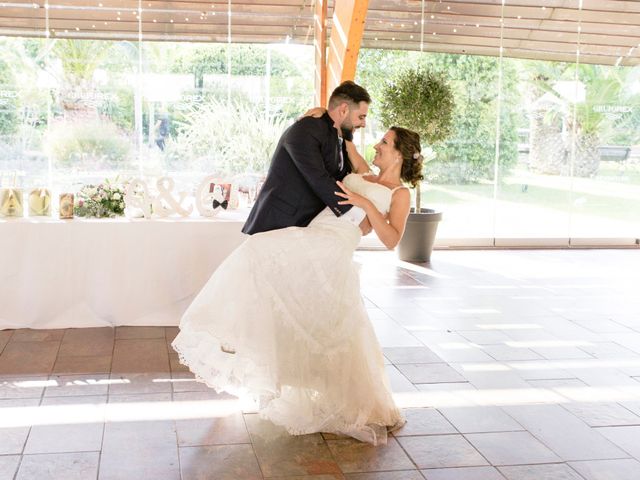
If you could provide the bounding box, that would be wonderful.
[335,182,410,249]
[345,140,371,175]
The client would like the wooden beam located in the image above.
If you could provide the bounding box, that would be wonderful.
[314,0,327,107]
[326,0,369,100]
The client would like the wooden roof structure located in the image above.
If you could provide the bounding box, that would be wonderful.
[1,0,639,67]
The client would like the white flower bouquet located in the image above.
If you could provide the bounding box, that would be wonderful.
[74,179,126,218]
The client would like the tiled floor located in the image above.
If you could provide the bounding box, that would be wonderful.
[1,249,640,480]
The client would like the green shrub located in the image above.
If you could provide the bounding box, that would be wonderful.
[44,119,131,168]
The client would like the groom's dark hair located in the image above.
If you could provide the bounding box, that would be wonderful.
[328,81,371,109]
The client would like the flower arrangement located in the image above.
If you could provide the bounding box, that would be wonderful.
[74,179,126,218]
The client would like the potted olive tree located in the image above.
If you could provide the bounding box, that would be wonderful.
[380,68,455,262]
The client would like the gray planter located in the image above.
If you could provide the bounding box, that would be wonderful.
[398,208,442,263]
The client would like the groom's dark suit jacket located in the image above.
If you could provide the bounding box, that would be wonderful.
[242,112,353,235]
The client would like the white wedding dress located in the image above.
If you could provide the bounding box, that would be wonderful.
[172,173,405,445]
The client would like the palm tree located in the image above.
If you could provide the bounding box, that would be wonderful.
[50,39,113,115]
[527,62,639,177]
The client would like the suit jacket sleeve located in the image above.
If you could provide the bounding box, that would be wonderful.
[283,118,352,217]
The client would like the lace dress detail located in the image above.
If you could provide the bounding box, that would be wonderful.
[172,173,405,444]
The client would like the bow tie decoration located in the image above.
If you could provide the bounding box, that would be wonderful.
[213,199,228,210]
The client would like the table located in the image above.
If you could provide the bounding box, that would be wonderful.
[0,212,247,330]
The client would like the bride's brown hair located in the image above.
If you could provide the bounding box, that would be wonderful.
[390,127,424,188]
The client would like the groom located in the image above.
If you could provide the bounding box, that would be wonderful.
[242,81,371,235]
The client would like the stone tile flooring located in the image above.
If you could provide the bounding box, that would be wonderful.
[1,249,640,479]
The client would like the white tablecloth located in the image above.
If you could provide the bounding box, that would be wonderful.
[0,213,247,330]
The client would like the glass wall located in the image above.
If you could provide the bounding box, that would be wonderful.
[1,0,638,243]
[357,0,640,245]
[0,0,314,210]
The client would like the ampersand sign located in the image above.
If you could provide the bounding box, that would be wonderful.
[152,177,193,217]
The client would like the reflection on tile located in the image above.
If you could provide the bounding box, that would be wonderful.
[327,437,414,474]
[465,431,560,465]
[176,413,250,446]
[394,408,457,436]
[569,458,640,480]
[52,356,112,375]
[397,434,488,469]
[44,374,110,397]
[345,472,422,480]
[383,347,442,364]
[111,338,170,374]
[180,444,262,480]
[0,330,13,353]
[0,426,30,455]
[165,327,180,343]
[25,421,104,454]
[115,326,166,339]
[396,364,466,384]
[246,415,340,477]
[58,327,114,357]
[10,329,65,342]
[502,404,626,461]
[108,372,173,395]
[100,420,179,480]
[0,455,20,479]
[483,345,543,362]
[171,371,213,393]
[499,463,585,480]
[597,426,640,460]
[438,406,523,434]
[0,341,59,375]
[1,375,48,399]
[16,452,99,480]
[561,403,640,427]
[385,365,418,393]
[422,466,505,480]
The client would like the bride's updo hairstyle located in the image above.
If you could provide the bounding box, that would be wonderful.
[390,126,424,188]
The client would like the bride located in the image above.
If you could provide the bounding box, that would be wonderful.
[172,125,424,445]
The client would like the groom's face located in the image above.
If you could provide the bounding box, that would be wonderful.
[341,101,369,136]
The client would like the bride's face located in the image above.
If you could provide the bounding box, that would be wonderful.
[372,130,400,170]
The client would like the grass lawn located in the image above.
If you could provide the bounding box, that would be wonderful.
[421,165,640,224]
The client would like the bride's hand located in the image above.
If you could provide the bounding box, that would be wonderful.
[335,181,372,210]
[359,217,373,236]
[300,107,326,119]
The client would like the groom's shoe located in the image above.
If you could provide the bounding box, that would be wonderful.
[220,344,236,354]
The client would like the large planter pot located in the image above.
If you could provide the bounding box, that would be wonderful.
[398,208,442,263]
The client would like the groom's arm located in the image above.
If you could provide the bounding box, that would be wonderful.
[283,117,352,217]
